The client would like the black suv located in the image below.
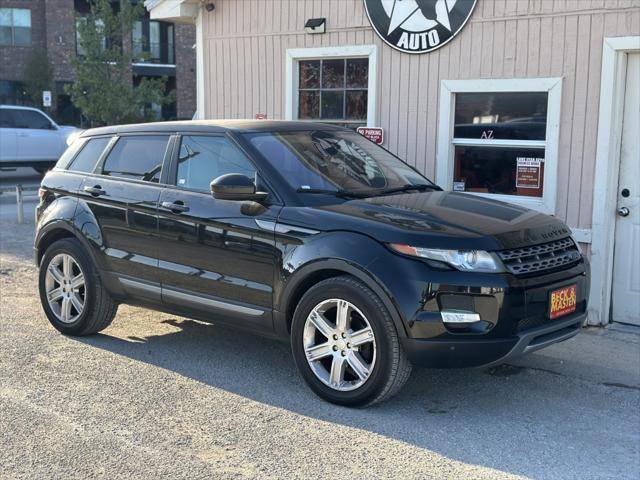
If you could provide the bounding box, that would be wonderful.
[35,121,589,406]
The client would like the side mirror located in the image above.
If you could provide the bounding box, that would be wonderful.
[210,173,269,202]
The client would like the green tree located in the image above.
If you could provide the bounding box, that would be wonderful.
[66,0,174,126]
[23,49,53,106]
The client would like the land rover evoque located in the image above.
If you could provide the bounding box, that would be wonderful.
[35,121,590,406]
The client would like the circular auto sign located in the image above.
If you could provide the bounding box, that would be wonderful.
[364,0,478,54]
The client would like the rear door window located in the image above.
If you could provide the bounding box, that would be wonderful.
[0,108,17,128]
[175,135,256,192]
[13,110,53,130]
[102,135,169,183]
[68,137,112,173]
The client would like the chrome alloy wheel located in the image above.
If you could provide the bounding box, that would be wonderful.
[45,253,86,324]
[303,299,377,392]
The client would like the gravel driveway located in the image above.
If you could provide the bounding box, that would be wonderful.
[1,220,638,479]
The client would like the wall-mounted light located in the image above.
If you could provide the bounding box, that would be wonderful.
[204,3,215,12]
[304,18,326,34]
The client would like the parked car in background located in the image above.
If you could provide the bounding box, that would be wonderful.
[0,105,81,174]
[34,121,590,406]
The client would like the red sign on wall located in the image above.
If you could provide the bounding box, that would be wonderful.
[255,113,267,120]
[357,127,384,145]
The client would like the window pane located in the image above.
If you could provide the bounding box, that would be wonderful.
[167,24,174,64]
[14,110,52,129]
[322,59,345,88]
[176,136,255,192]
[69,137,111,173]
[132,21,143,57]
[245,130,433,193]
[0,9,11,27]
[0,26,11,45]
[12,9,30,27]
[453,146,545,198]
[149,21,160,59]
[346,58,368,88]
[0,108,17,127]
[299,60,320,89]
[13,27,31,46]
[346,90,367,120]
[298,91,319,119]
[321,91,344,120]
[102,135,169,182]
[454,92,548,141]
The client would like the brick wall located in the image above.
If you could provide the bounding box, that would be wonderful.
[174,22,196,119]
[0,0,196,120]
[44,0,76,81]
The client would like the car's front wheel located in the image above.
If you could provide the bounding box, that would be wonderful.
[291,276,412,407]
[38,238,117,335]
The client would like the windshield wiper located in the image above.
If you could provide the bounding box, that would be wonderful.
[296,188,371,198]
[375,184,440,196]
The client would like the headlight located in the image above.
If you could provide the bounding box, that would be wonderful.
[389,244,505,273]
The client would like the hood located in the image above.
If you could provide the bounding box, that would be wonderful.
[281,191,571,251]
[58,125,81,133]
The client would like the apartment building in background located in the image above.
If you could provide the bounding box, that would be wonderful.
[0,0,196,126]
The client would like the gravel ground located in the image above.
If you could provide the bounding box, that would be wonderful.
[1,220,639,479]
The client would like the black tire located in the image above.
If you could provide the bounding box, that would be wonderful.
[38,238,117,335]
[291,275,412,407]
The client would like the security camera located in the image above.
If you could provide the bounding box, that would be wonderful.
[205,3,214,12]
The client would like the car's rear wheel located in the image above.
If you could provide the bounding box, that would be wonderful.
[291,276,411,407]
[38,238,117,335]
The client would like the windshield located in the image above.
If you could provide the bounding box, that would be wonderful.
[244,130,436,194]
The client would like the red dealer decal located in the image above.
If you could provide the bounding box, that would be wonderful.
[357,127,384,145]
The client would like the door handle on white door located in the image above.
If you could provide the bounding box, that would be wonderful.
[618,207,630,217]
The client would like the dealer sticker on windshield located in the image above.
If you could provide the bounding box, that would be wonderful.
[549,285,577,319]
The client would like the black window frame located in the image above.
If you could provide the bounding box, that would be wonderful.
[92,133,173,185]
[296,57,369,127]
[164,132,282,204]
[66,135,113,173]
[132,18,175,65]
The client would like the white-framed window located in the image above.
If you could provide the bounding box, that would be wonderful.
[437,78,562,214]
[285,45,377,129]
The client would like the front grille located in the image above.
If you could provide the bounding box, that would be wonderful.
[497,237,581,276]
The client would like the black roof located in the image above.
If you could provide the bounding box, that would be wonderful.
[80,120,345,137]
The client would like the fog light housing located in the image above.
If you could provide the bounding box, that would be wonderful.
[441,310,481,324]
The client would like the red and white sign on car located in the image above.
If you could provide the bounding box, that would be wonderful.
[357,127,384,145]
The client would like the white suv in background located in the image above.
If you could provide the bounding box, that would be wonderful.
[0,105,81,174]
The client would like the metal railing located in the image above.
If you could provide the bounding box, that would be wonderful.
[0,184,39,224]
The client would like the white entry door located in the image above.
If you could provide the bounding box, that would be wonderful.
[612,53,640,325]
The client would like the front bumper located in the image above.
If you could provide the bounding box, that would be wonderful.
[386,255,590,368]
[401,311,584,368]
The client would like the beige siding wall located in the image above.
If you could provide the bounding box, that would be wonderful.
[201,0,640,231]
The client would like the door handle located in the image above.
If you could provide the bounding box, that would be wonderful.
[618,207,630,217]
[161,200,189,213]
[83,185,105,196]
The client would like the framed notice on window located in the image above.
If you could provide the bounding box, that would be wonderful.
[516,157,542,189]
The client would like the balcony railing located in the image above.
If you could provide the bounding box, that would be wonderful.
[132,41,174,65]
